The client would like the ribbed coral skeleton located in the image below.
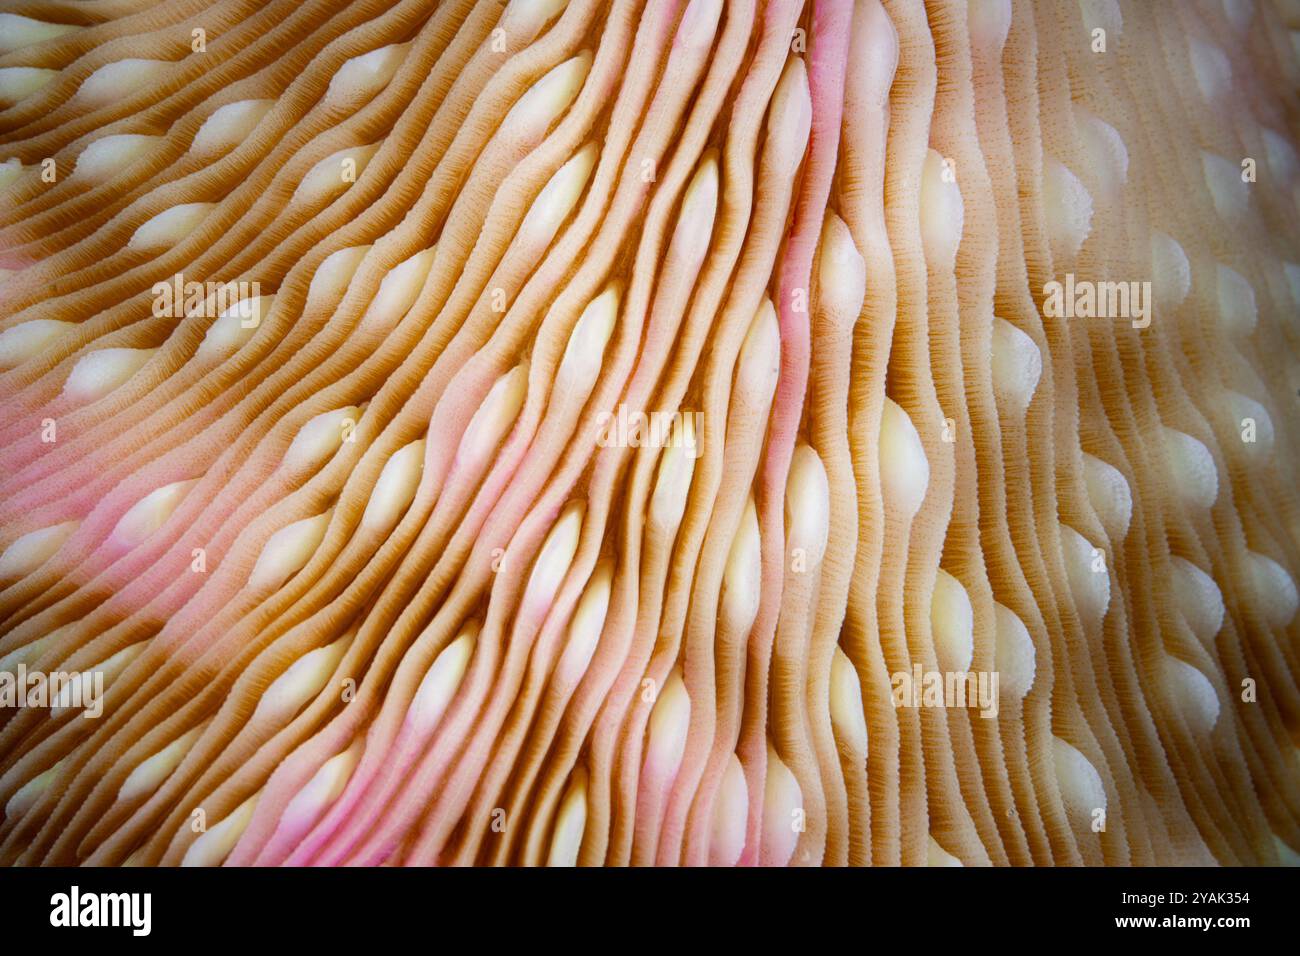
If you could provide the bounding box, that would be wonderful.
[0,0,1297,868]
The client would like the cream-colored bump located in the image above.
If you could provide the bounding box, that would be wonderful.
[74,134,162,183]
[325,42,412,103]
[735,298,782,411]
[518,142,599,250]
[455,364,527,471]
[1043,158,1094,261]
[819,214,866,327]
[1273,834,1300,866]
[0,158,22,190]
[719,496,762,636]
[671,150,722,270]
[361,247,436,328]
[919,147,964,268]
[926,835,963,866]
[76,59,173,107]
[644,668,690,782]
[110,479,198,548]
[0,67,57,105]
[52,640,146,713]
[63,347,157,402]
[503,52,592,141]
[1170,556,1224,642]
[991,316,1041,412]
[1061,523,1111,631]
[0,632,54,675]
[1221,0,1255,33]
[118,722,207,803]
[785,444,830,571]
[1223,390,1274,458]
[647,414,698,539]
[0,319,75,369]
[275,737,364,844]
[558,286,619,386]
[127,202,216,252]
[708,753,749,867]
[761,745,802,867]
[1216,264,1257,336]
[1052,737,1106,830]
[968,0,1012,52]
[307,244,372,307]
[292,144,381,206]
[361,439,425,532]
[0,521,78,580]
[1078,0,1123,35]
[1162,657,1220,734]
[829,645,869,754]
[190,99,275,156]
[1262,128,1298,184]
[1151,232,1191,309]
[1245,551,1298,629]
[1283,262,1300,311]
[1082,453,1131,541]
[1189,37,1231,100]
[4,760,62,820]
[247,510,333,592]
[930,568,974,673]
[197,295,277,358]
[503,0,570,34]
[546,767,589,867]
[993,602,1035,701]
[181,794,258,867]
[1201,151,1249,220]
[521,501,584,615]
[764,57,812,177]
[1160,427,1218,511]
[879,398,930,521]
[283,406,362,474]
[554,559,613,685]
[676,0,723,50]
[252,632,352,724]
[1074,108,1128,205]
[816,214,868,316]
[408,625,477,733]
[0,14,78,55]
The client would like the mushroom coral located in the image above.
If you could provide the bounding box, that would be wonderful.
[0,0,1298,868]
